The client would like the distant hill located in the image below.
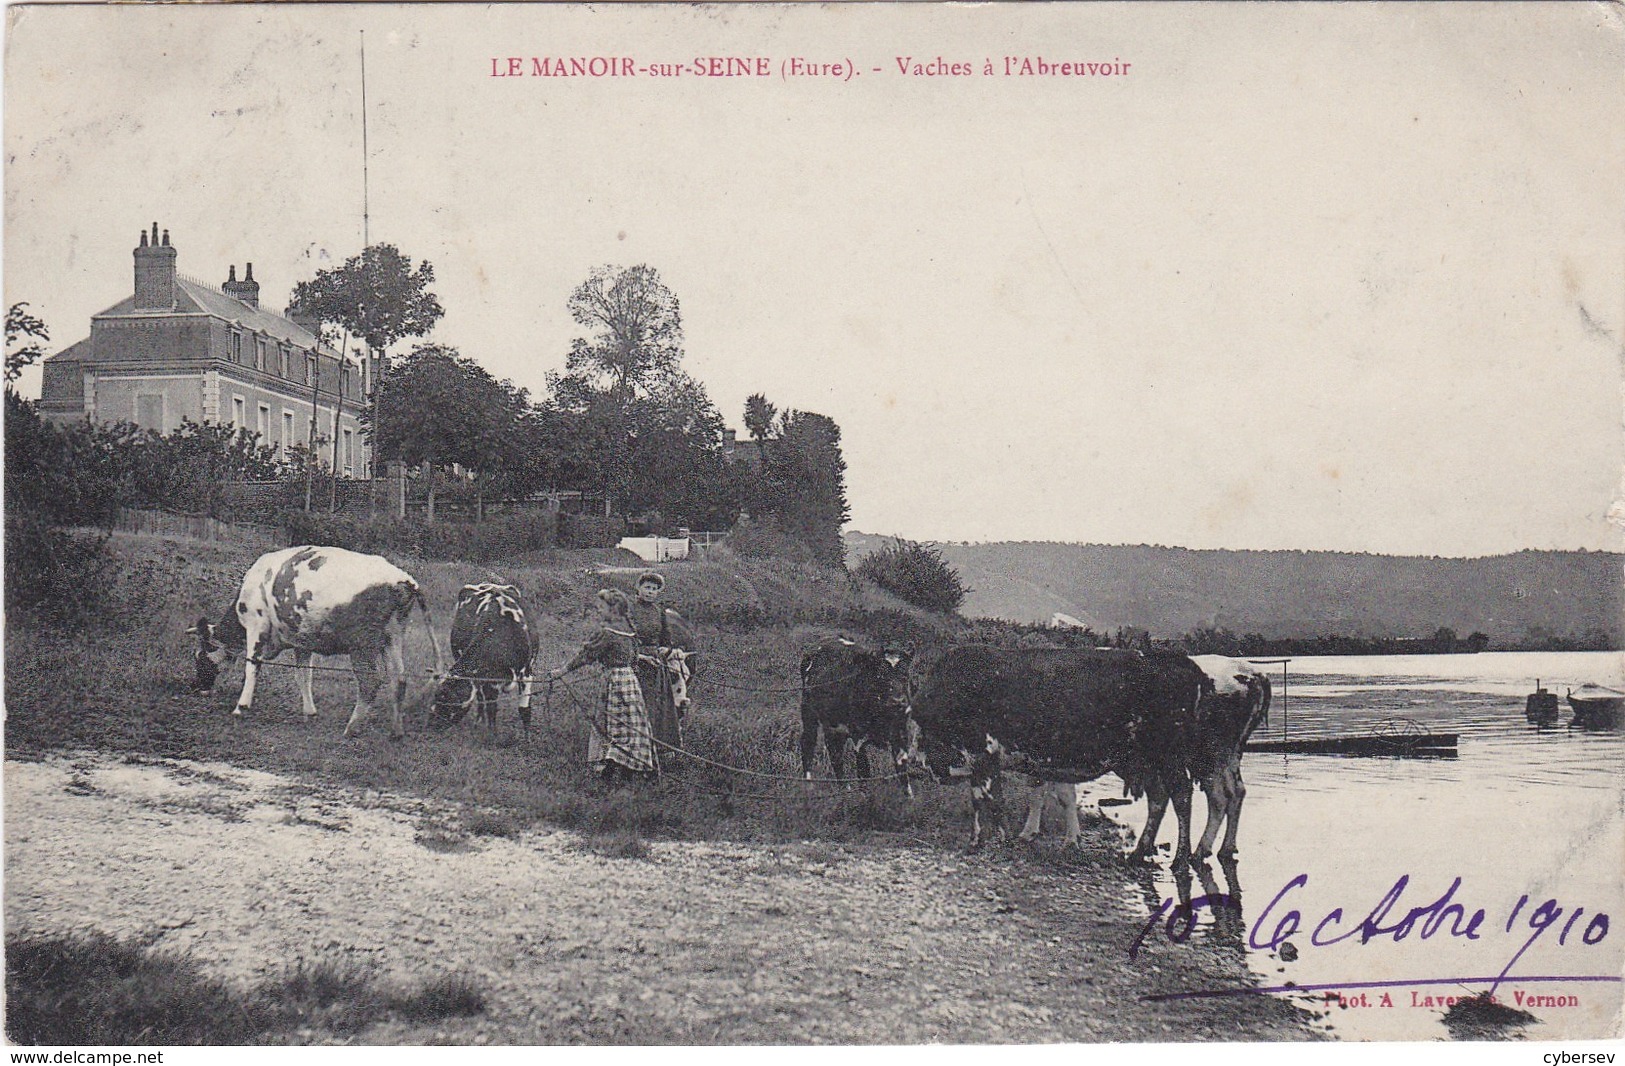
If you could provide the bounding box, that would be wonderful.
[845,532,1624,645]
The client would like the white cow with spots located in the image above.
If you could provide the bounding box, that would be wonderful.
[1185,655,1272,858]
[219,546,445,738]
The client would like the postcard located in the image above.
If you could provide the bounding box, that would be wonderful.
[4,1,1622,1051]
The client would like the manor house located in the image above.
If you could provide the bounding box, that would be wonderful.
[40,224,370,476]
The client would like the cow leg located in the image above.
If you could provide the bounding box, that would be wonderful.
[969,756,1004,849]
[1169,774,1195,868]
[1019,783,1047,842]
[386,638,407,733]
[799,718,820,780]
[1056,782,1080,847]
[1194,768,1233,860]
[1218,766,1248,858]
[234,637,271,716]
[825,733,848,788]
[479,683,498,731]
[1130,782,1169,862]
[294,650,318,720]
[517,673,533,734]
[345,649,384,739]
[890,744,914,798]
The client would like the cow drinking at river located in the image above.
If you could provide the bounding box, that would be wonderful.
[910,645,1212,862]
[799,637,918,792]
[219,546,445,739]
[433,582,537,733]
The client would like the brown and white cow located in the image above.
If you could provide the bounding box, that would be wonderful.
[218,546,445,738]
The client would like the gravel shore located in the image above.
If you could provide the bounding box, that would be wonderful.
[5,751,1319,1044]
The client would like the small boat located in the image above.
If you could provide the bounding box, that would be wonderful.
[1567,684,1625,730]
[1525,680,1560,726]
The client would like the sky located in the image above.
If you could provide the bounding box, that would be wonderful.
[6,3,1623,556]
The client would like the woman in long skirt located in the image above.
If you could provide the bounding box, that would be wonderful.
[549,588,657,780]
[629,570,699,755]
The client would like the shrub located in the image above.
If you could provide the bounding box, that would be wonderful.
[720,515,817,564]
[3,516,116,627]
[556,512,623,549]
[854,540,968,616]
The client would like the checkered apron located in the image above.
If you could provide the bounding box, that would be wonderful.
[589,665,658,773]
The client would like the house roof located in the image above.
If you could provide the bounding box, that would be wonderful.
[46,337,92,363]
[60,277,344,362]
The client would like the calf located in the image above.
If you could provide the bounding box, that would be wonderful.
[1019,779,1082,846]
[219,546,444,739]
[433,583,536,732]
[799,637,918,792]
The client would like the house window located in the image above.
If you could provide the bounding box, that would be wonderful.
[257,403,271,444]
[231,331,243,364]
[305,353,316,386]
[279,345,290,378]
[282,411,295,454]
[255,337,267,371]
[341,365,350,398]
[231,396,246,428]
[135,393,164,433]
[342,428,354,477]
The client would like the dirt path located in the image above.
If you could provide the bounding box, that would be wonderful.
[5,752,1318,1044]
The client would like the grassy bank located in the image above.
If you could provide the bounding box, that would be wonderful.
[4,533,967,848]
[5,932,484,1045]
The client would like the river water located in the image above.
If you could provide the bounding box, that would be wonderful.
[1083,651,1625,1041]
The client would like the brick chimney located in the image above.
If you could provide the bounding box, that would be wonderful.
[132,222,177,310]
[221,262,260,309]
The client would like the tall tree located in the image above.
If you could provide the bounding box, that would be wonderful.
[562,264,682,400]
[743,393,778,444]
[550,264,733,519]
[762,410,850,567]
[363,344,521,522]
[288,244,444,354]
[290,245,443,483]
[5,302,50,385]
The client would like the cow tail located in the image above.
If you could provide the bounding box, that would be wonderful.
[415,587,447,676]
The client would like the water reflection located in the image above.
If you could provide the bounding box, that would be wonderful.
[1088,651,1625,1041]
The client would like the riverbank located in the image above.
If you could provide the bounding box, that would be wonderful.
[5,751,1318,1044]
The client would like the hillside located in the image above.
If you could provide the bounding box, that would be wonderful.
[846,533,1624,645]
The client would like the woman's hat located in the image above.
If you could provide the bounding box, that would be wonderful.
[636,570,665,590]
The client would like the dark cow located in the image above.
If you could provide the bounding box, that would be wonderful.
[433,583,537,732]
[910,645,1212,861]
[218,546,445,738]
[185,616,230,693]
[799,637,918,791]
